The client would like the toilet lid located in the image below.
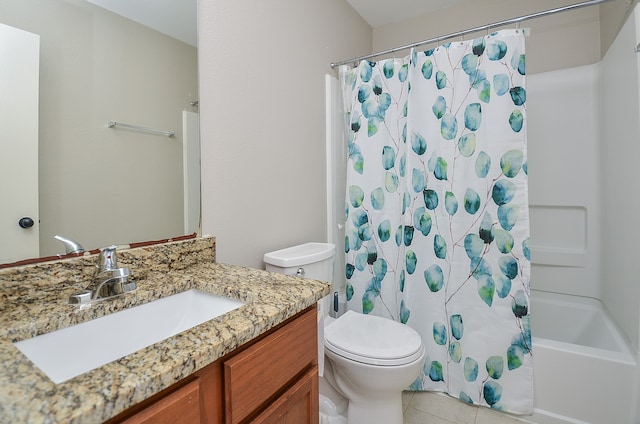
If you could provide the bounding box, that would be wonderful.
[324,310,424,366]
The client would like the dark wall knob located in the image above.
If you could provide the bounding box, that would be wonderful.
[18,217,34,229]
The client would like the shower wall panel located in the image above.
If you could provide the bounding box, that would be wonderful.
[527,64,602,299]
[600,6,640,353]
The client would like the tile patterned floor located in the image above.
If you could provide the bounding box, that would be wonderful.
[403,391,537,424]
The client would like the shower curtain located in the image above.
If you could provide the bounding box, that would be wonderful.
[340,29,532,414]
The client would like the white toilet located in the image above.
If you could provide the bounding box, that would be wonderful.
[264,243,425,424]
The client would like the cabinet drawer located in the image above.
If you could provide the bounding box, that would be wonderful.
[121,378,200,424]
[224,307,317,424]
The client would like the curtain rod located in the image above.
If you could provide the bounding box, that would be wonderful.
[330,0,617,68]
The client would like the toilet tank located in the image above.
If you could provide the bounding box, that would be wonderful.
[264,243,335,282]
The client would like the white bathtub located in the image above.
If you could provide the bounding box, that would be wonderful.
[530,290,638,424]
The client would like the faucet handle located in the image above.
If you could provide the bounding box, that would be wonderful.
[96,245,119,271]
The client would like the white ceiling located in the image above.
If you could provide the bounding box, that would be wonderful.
[345,0,472,28]
[86,0,197,47]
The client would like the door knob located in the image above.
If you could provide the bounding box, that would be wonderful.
[18,217,34,228]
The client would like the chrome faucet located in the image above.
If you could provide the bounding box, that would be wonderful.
[69,245,136,305]
[54,235,85,255]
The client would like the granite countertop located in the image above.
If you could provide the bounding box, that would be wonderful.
[0,237,331,423]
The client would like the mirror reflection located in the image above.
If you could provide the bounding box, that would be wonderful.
[0,0,199,264]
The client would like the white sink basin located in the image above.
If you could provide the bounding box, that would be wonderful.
[14,289,245,384]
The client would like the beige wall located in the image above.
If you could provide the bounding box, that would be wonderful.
[372,0,602,74]
[199,0,371,268]
[0,0,197,257]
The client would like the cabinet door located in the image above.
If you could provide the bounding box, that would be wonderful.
[250,368,318,424]
[121,378,201,424]
[224,308,317,424]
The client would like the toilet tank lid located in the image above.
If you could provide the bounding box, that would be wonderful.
[263,242,336,267]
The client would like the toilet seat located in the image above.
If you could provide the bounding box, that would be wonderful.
[324,310,423,366]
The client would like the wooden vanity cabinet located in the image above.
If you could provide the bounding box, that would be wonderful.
[108,306,318,424]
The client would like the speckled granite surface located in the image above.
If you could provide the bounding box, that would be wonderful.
[0,237,331,423]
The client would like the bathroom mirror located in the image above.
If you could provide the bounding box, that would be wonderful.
[0,0,199,264]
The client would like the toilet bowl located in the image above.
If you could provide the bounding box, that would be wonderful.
[324,310,425,424]
[264,243,425,424]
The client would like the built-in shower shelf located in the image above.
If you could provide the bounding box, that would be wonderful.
[530,247,586,267]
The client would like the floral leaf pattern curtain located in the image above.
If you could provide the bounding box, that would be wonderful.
[340,29,533,414]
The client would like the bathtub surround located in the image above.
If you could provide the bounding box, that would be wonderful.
[520,29,640,422]
[0,237,330,422]
[601,3,640,356]
[340,30,532,413]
